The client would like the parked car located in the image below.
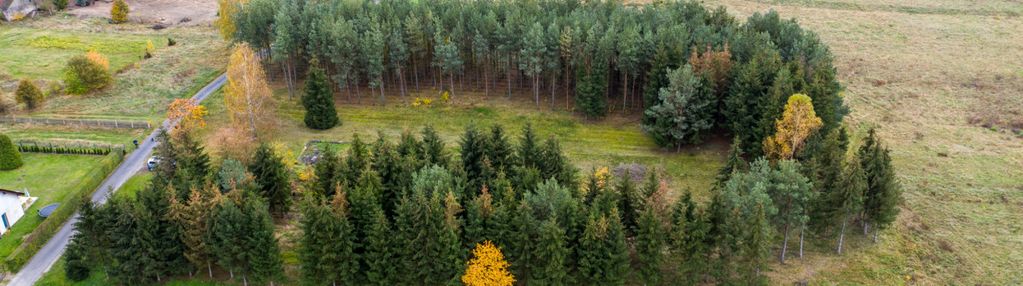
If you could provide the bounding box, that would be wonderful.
[146,156,162,171]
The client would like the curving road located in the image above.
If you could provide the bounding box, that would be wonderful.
[6,74,226,286]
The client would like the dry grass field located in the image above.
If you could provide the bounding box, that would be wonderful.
[681,0,1023,284]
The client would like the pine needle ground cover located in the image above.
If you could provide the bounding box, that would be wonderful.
[692,0,1023,284]
[0,154,112,259]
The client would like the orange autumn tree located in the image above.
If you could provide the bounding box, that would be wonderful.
[225,43,275,139]
[461,240,515,286]
[764,93,823,160]
[167,98,208,132]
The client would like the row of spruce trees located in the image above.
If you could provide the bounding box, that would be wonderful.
[64,121,899,285]
[231,0,846,149]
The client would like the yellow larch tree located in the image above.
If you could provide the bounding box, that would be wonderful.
[764,93,824,160]
[461,240,515,286]
[224,43,275,140]
[167,98,208,133]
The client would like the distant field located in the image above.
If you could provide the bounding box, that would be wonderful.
[0,154,111,260]
[695,0,1023,284]
[4,16,228,122]
[0,125,144,147]
[0,26,157,81]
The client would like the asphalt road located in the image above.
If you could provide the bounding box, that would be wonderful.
[6,74,227,286]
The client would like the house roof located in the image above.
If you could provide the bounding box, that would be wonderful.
[0,188,26,196]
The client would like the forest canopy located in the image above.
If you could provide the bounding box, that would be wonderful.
[227,0,847,151]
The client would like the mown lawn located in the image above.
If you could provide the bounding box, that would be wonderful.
[38,259,228,286]
[0,154,111,259]
[0,125,144,147]
[0,26,159,81]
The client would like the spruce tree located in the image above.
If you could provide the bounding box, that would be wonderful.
[858,128,901,242]
[421,125,450,167]
[487,125,515,174]
[249,143,292,215]
[0,134,23,171]
[834,157,866,254]
[363,208,397,285]
[209,195,249,282]
[246,197,284,285]
[635,207,666,286]
[530,218,570,285]
[302,63,340,130]
[614,171,642,236]
[65,224,92,281]
[313,149,341,197]
[371,133,404,216]
[576,210,629,285]
[341,134,370,187]
[461,125,491,192]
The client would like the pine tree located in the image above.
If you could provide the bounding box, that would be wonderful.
[859,128,901,242]
[642,64,716,148]
[462,240,516,286]
[218,158,255,193]
[715,137,747,188]
[301,63,340,130]
[249,143,292,215]
[764,159,814,264]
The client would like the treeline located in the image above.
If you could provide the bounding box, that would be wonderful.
[223,0,846,146]
[64,122,899,285]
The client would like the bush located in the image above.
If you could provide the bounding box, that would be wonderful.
[143,40,155,59]
[53,0,69,10]
[110,0,129,24]
[0,95,15,114]
[15,80,44,110]
[0,134,23,170]
[63,52,112,95]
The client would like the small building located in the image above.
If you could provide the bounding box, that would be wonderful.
[0,188,35,235]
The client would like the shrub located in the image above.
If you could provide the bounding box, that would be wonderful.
[167,37,176,46]
[0,95,15,114]
[143,40,155,59]
[0,134,23,170]
[15,80,44,110]
[53,0,69,10]
[63,52,112,95]
[110,0,129,24]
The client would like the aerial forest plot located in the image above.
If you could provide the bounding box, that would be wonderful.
[2,0,1020,285]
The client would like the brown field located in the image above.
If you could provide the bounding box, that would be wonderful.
[684,0,1023,284]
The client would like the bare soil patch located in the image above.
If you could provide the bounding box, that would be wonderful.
[66,0,217,26]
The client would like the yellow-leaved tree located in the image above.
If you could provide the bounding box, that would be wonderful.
[110,0,129,24]
[224,43,275,139]
[215,0,247,40]
[167,98,208,133]
[764,93,823,160]
[461,240,515,286]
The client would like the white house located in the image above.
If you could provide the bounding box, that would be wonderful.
[0,188,35,235]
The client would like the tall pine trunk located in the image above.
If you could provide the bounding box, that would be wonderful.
[799,225,805,258]
[208,262,213,278]
[450,72,456,99]
[780,222,790,264]
[484,60,490,98]
[413,58,420,91]
[533,75,540,108]
[837,214,848,254]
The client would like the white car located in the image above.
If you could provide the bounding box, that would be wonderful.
[146,156,162,171]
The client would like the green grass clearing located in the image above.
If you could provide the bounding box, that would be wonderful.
[0,153,113,260]
[0,26,159,81]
